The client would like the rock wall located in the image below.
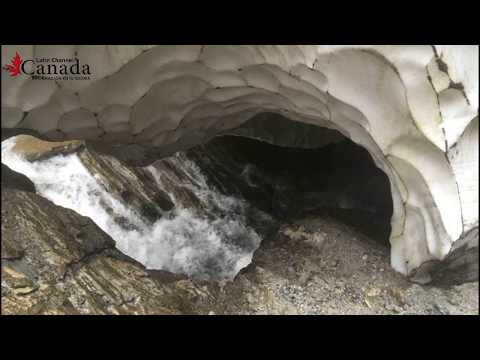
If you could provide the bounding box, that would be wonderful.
[1,188,192,314]
[1,45,478,276]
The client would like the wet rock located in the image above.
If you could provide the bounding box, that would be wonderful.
[1,163,35,193]
[77,147,174,223]
[2,135,478,314]
[9,134,84,162]
[6,135,175,225]
[2,190,477,315]
[410,227,479,287]
[0,188,206,315]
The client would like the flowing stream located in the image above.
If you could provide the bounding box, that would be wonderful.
[1,137,266,281]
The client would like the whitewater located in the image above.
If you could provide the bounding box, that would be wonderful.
[1,137,262,281]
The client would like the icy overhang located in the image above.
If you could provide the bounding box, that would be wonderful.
[1,45,478,276]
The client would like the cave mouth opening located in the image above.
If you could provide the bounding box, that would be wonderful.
[186,129,394,247]
[1,117,394,282]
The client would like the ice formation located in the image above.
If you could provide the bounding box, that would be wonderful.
[1,45,478,275]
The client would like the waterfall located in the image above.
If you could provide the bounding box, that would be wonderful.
[1,137,264,281]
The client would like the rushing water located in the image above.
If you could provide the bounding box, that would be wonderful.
[1,137,264,281]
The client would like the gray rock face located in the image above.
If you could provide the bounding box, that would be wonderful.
[1,126,477,314]
[410,227,479,286]
[1,163,35,192]
[2,135,277,282]
[76,146,174,224]
[3,187,477,315]
[431,228,478,286]
[3,131,477,290]
[1,189,192,314]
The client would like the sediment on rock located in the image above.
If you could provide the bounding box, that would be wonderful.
[2,187,477,315]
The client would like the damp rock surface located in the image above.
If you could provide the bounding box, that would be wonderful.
[2,189,477,315]
[1,189,196,315]
[1,134,478,314]
[1,136,275,282]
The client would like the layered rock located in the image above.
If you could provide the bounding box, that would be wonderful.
[2,187,477,315]
[1,45,478,276]
[1,189,196,314]
[2,136,276,282]
[76,145,174,224]
[3,135,174,227]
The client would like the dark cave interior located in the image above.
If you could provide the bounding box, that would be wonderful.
[186,130,394,245]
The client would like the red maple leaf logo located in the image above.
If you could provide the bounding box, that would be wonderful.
[3,52,22,76]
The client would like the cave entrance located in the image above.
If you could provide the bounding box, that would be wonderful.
[186,128,393,246]
[1,115,394,282]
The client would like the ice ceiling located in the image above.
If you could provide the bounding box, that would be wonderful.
[1,45,478,276]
